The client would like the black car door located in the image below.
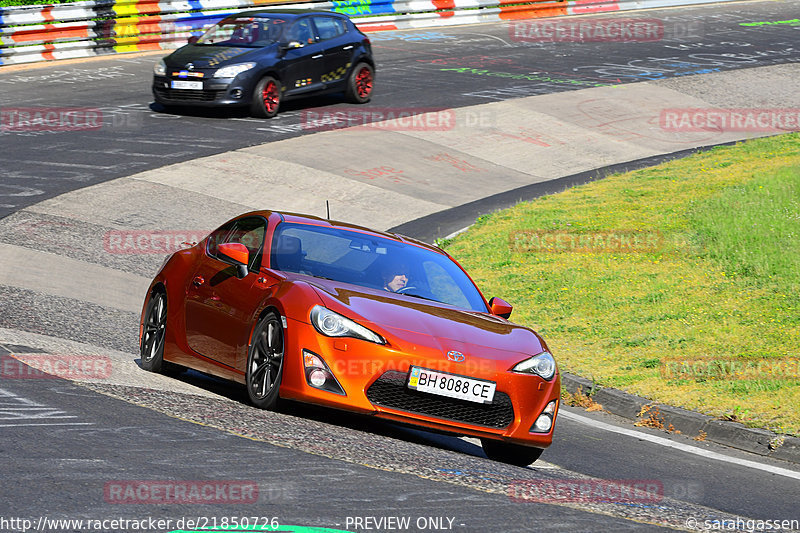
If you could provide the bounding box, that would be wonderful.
[311,15,356,88]
[281,17,327,96]
[184,217,267,369]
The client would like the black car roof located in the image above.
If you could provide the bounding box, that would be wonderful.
[231,9,347,19]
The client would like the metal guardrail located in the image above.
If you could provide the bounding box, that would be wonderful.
[1,0,730,66]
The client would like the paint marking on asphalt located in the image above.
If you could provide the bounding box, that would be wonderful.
[0,422,94,427]
[4,160,119,170]
[0,387,93,427]
[560,410,800,481]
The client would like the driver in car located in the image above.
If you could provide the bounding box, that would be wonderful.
[382,267,409,292]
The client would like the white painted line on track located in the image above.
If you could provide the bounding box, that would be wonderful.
[560,410,800,481]
[0,422,94,427]
[6,160,119,170]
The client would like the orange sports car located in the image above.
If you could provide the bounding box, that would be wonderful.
[139,211,559,465]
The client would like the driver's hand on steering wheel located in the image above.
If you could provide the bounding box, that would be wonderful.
[384,273,408,292]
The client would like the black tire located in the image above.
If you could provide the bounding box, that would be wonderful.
[250,76,281,118]
[246,312,284,410]
[345,62,373,104]
[140,290,167,373]
[481,438,544,467]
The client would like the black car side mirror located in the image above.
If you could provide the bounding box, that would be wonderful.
[188,36,199,44]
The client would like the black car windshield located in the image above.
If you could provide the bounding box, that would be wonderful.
[196,16,288,47]
[270,223,489,313]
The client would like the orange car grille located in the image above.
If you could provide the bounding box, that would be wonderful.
[366,370,514,429]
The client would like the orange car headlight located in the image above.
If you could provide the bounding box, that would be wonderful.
[512,351,556,380]
[310,305,385,345]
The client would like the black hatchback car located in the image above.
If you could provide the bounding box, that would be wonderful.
[152,10,374,118]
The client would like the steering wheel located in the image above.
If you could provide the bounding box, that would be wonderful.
[396,286,418,294]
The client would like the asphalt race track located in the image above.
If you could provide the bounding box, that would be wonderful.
[1,1,800,531]
[2,1,800,219]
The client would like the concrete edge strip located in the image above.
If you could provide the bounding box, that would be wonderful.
[0,242,150,314]
[387,140,746,242]
[562,373,800,464]
[0,327,227,398]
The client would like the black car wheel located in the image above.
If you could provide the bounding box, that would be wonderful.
[481,438,544,467]
[140,290,167,372]
[345,62,373,104]
[246,312,284,409]
[251,76,282,118]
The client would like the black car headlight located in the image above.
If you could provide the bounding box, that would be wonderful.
[310,305,385,345]
[512,351,556,380]
[154,59,166,76]
[214,62,256,78]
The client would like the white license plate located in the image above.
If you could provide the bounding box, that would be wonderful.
[407,366,496,404]
[171,80,203,90]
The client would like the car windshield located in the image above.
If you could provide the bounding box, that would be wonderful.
[271,223,489,313]
[196,16,288,47]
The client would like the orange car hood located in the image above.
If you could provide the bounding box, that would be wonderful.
[306,278,545,356]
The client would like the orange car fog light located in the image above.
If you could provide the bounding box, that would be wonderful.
[302,350,346,396]
[309,368,327,387]
[530,400,557,433]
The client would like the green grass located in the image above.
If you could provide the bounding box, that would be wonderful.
[690,165,800,283]
[442,133,800,436]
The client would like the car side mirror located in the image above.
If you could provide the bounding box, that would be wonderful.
[282,41,302,50]
[188,36,199,44]
[489,297,513,319]
[218,243,249,279]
